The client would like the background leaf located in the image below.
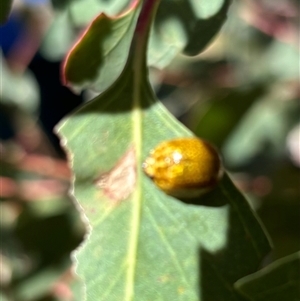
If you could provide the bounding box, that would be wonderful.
[148,0,231,68]
[63,0,232,93]
[63,3,141,93]
[13,261,69,301]
[0,52,39,114]
[40,9,77,62]
[51,0,132,24]
[195,85,266,149]
[222,94,299,167]
[68,0,132,25]
[234,252,300,301]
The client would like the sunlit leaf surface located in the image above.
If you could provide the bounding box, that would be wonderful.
[58,0,270,299]
[58,61,270,301]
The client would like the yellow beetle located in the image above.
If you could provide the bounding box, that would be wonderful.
[143,137,222,198]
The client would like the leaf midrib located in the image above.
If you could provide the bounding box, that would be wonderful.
[124,15,145,299]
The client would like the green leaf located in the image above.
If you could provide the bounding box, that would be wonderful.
[0,291,9,301]
[68,0,132,26]
[40,10,77,61]
[0,0,13,25]
[51,0,73,10]
[148,0,231,68]
[57,1,270,299]
[51,0,132,25]
[0,52,39,113]
[195,85,266,149]
[58,39,270,301]
[57,69,271,299]
[63,0,231,92]
[13,261,70,301]
[249,40,299,82]
[63,2,141,93]
[222,94,299,167]
[234,252,300,301]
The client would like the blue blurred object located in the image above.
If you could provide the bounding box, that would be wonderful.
[0,13,23,55]
[0,0,49,54]
[0,14,22,140]
[0,2,83,154]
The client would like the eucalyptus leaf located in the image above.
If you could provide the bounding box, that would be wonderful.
[234,252,300,301]
[148,0,231,68]
[223,96,299,167]
[68,0,132,26]
[260,40,299,80]
[51,0,74,10]
[13,260,70,301]
[63,2,141,93]
[57,0,271,299]
[195,85,266,148]
[51,0,132,25]
[57,52,271,301]
[0,53,39,114]
[0,291,9,301]
[40,10,77,61]
[63,0,231,91]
